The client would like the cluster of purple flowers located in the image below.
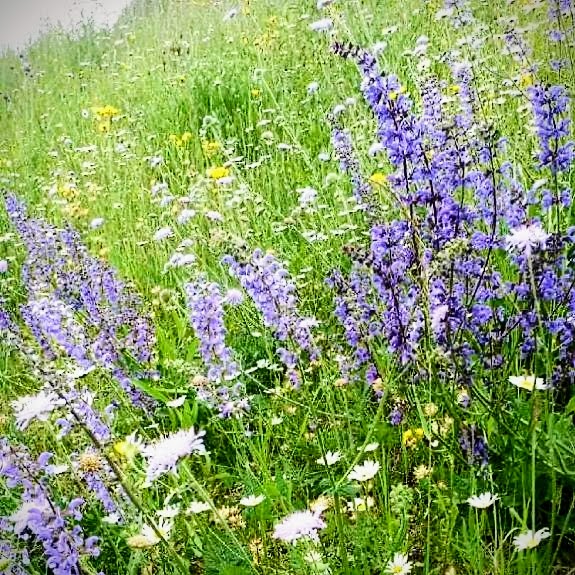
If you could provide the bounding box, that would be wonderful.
[328,37,575,465]
[3,194,155,409]
[185,276,239,382]
[185,275,249,417]
[223,249,320,387]
[0,441,101,575]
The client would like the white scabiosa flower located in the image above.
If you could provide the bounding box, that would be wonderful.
[309,18,333,32]
[513,527,550,551]
[177,209,196,224]
[142,427,206,484]
[225,288,244,305]
[467,492,499,509]
[153,226,174,241]
[509,375,548,391]
[297,187,317,208]
[272,510,326,544]
[11,390,63,430]
[348,460,380,482]
[89,217,105,229]
[316,451,342,466]
[166,253,196,269]
[385,552,413,574]
[317,0,335,8]
[505,223,549,256]
[223,7,239,21]
[368,142,385,156]
[307,81,320,95]
[239,494,266,507]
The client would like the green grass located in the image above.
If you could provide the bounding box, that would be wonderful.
[1,0,575,573]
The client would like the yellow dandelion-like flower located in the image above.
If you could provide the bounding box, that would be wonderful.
[206,166,230,180]
[369,172,387,186]
[519,72,534,89]
[202,140,221,156]
[251,89,261,98]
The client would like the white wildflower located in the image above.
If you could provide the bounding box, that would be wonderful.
[505,223,549,256]
[513,527,551,551]
[153,227,173,241]
[385,552,413,575]
[316,451,342,466]
[467,492,499,509]
[348,460,380,482]
[11,390,63,430]
[309,18,333,32]
[239,494,266,507]
[141,427,206,484]
[509,375,548,391]
[272,510,326,544]
[187,501,211,514]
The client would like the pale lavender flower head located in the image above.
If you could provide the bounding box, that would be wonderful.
[142,427,206,484]
[309,18,333,32]
[273,509,326,544]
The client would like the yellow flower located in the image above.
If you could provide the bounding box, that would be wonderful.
[202,140,221,156]
[97,121,110,133]
[369,172,387,186]
[206,166,230,180]
[403,428,425,448]
[181,131,192,143]
[519,72,534,89]
[251,88,261,98]
[388,86,407,101]
[92,105,120,119]
[446,84,460,96]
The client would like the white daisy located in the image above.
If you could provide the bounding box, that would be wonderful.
[239,494,266,507]
[467,492,499,509]
[385,552,413,575]
[128,518,173,548]
[11,389,63,430]
[141,427,206,484]
[186,501,211,515]
[166,396,186,408]
[348,460,380,482]
[316,451,342,466]
[509,375,548,391]
[272,510,326,544]
[358,442,380,453]
[505,223,549,256]
[156,505,180,519]
[513,527,551,551]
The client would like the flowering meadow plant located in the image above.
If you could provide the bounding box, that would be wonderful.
[0,0,574,573]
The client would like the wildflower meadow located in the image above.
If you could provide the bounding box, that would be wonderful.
[1,0,575,573]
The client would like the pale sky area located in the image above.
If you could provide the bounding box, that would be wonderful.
[0,0,132,51]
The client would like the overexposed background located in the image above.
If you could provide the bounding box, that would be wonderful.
[0,0,132,51]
